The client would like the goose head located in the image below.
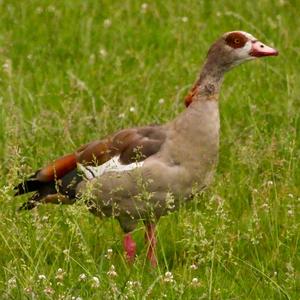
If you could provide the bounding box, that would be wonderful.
[207,31,278,70]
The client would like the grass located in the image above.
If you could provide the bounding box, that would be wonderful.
[0,0,299,299]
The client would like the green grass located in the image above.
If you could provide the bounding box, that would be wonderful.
[0,0,299,299]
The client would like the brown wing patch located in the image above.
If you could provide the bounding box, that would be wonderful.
[112,127,166,164]
[35,126,165,182]
[37,154,77,182]
[77,139,115,165]
[225,32,248,49]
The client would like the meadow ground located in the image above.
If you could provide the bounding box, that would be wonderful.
[0,0,299,299]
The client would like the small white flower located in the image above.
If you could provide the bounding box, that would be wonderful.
[261,203,269,211]
[287,209,294,216]
[44,286,54,295]
[127,280,134,287]
[99,48,107,58]
[91,276,100,288]
[158,98,165,105]
[288,193,294,198]
[38,274,47,281]
[63,249,69,255]
[105,248,113,259]
[89,54,95,65]
[36,7,43,14]
[3,58,12,77]
[118,113,125,118]
[286,262,294,273]
[190,264,198,270]
[163,271,174,283]
[141,3,148,13]
[24,287,33,294]
[129,106,136,113]
[181,16,188,23]
[103,19,112,28]
[47,5,56,13]
[107,265,118,277]
[41,215,49,221]
[7,277,17,288]
[267,180,274,186]
[191,277,200,286]
[55,268,65,281]
[79,273,87,281]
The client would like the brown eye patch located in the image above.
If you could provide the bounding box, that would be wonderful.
[225,32,248,49]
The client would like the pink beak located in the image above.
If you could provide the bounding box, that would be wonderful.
[250,40,279,57]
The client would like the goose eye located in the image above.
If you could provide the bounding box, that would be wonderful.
[234,38,240,45]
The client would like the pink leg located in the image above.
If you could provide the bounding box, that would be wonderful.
[123,233,136,263]
[145,223,157,267]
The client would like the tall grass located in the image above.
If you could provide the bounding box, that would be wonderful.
[0,0,299,299]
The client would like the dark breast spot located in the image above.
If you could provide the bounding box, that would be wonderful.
[225,32,248,49]
[204,83,215,94]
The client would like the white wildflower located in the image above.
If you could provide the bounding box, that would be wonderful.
[89,54,95,65]
[7,277,17,288]
[103,19,112,28]
[191,277,200,286]
[107,265,117,277]
[181,16,188,23]
[261,203,269,212]
[286,262,294,273]
[158,98,165,105]
[3,58,12,77]
[41,215,49,221]
[91,276,100,288]
[165,192,175,210]
[141,3,148,13]
[105,248,113,259]
[267,180,274,186]
[44,286,54,295]
[36,7,43,14]
[24,287,33,294]
[163,271,174,283]
[55,268,65,281]
[118,112,125,118]
[38,274,47,281]
[99,48,107,58]
[47,5,56,13]
[190,264,198,270]
[78,273,87,282]
[129,106,136,113]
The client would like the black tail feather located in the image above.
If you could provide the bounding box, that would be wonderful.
[14,177,45,196]
[18,193,42,210]
[16,169,83,210]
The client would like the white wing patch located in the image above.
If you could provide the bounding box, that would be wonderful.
[78,156,144,180]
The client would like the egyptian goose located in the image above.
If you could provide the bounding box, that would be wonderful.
[15,31,278,266]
